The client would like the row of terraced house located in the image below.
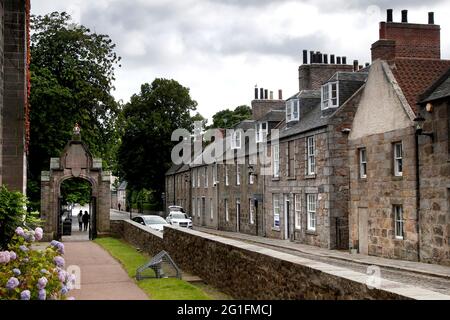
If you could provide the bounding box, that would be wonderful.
[165,9,450,266]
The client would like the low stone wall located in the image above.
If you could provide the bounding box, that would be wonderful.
[110,220,447,300]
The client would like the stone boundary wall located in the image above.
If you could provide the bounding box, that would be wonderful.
[109,220,449,300]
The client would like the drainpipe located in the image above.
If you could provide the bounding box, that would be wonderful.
[415,130,421,262]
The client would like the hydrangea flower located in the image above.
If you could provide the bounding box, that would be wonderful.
[38,289,47,300]
[37,277,48,289]
[56,242,65,254]
[35,227,44,241]
[60,286,69,295]
[9,251,17,260]
[54,256,65,267]
[19,245,29,252]
[50,240,58,247]
[6,277,19,290]
[41,268,49,275]
[13,268,21,276]
[0,251,11,264]
[58,270,67,282]
[15,227,25,237]
[20,290,31,300]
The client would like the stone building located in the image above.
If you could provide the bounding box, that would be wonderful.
[347,10,450,262]
[0,0,30,194]
[165,164,191,215]
[416,69,450,266]
[265,52,367,249]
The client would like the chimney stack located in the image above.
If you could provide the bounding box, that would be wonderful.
[330,54,335,64]
[254,87,258,100]
[387,9,393,22]
[402,10,408,23]
[303,50,308,64]
[429,12,434,24]
[278,89,283,100]
[353,60,358,72]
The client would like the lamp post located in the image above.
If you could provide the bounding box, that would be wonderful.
[414,115,434,141]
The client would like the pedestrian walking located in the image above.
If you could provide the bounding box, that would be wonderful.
[118,203,121,211]
[77,210,83,231]
[82,211,90,231]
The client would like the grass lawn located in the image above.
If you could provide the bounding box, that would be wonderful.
[94,237,212,300]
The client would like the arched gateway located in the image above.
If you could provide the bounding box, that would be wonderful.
[40,125,111,241]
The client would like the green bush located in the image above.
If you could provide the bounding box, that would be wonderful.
[0,227,74,300]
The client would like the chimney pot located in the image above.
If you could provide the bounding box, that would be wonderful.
[264,89,268,100]
[260,88,264,100]
[318,53,323,63]
[303,50,308,64]
[402,10,408,23]
[353,60,358,72]
[330,54,335,64]
[387,9,393,22]
[324,54,328,64]
[365,62,370,67]
[359,65,363,70]
[254,87,258,100]
[270,91,273,100]
[336,57,341,64]
[278,89,283,100]
[342,56,347,65]
[310,51,314,64]
[428,12,435,24]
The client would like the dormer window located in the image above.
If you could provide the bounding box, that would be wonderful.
[232,131,242,149]
[321,82,339,110]
[256,122,268,143]
[286,99,299,123]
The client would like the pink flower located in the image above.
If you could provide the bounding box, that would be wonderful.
[15,227,25,236]
[0,251,11,264]
[9,251,17,260]
[35,227,44,241]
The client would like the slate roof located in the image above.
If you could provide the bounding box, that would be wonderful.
[279,101,328,139]
[420,67,450,103]
[388,58,450,113]
[257,110,285,123]
[327,71,368,83]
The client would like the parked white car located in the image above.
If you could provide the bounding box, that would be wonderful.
[166,212,193,229]
[132,215,169,232]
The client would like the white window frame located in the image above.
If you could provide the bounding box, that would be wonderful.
[225,199,229,222]
[286,99,300,123]
[210,198,214,220]
[321,82,339,110]
[273,144,280,178]
[225,165,229,186]
[307,194,317,231]
[249,172,254,185]
[256,122,268,143]
[213,164,218,185]
[192,199,196,217]
[394,142,403,177]
[360,148,367,179]
[236,165,241,186]
[249,199,254,225]
[294,194,301,230]
[204,167,208,188]
[197,168,201,187]
[273,194,280,228]
[394,205,404,240]
[307,136,316,175]
[197,198,201,217]
[232,131,242,149]
[192,170,196,188]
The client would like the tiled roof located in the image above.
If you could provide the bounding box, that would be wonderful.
[389,58,450,113]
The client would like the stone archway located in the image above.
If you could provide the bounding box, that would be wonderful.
[40,127,111,241]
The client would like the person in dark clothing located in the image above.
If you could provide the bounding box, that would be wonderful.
[77,210,83,231]
[118,203,121,211]
[82,211,90,231]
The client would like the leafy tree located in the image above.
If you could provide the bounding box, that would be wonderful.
[208,105,252,129]
[28,12,121,208]
[60,179,92,206]
[191,112,208,130]
[118,79,197,209]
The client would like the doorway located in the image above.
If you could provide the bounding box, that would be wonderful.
[59,178,94,242]
[358,208,369,255]
[284,195,290,240]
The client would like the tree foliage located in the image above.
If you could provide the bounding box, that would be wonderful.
[28,12,121,208]
[118,79,197,208]
[60,179,92,206]
[208,105,252,129]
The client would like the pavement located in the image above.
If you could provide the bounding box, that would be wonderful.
[64,241,148,300]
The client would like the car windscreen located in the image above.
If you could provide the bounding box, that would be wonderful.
[171,213,186,219]
[143,216,167,225]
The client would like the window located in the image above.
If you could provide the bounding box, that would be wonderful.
[192,199,196,217]
[359,148,367,179]
[197,198,201,217]
[321,82,339,110]
[394,205,404,239]
[204,167,208,188]
[213,164,218,185]
[307,194,317,231]
[273,144,280,178]
[286,99,300,122]
[236,165,241,185]
[225,165,229,186]
[249,172,254,185]
[273,194,280,228]
[394,142,403,177]
[197,168,201,187]
[249,199,254,224]
[256,122,268,143]
[307,136,316,175]
[225,199,229,222]
[210,198,214,220]
[232,131,242,149]
[192,170,196,188]
[288,141,295,178]
[294,194,301,230]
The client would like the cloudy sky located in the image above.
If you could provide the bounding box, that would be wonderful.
[32,0,450,121]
